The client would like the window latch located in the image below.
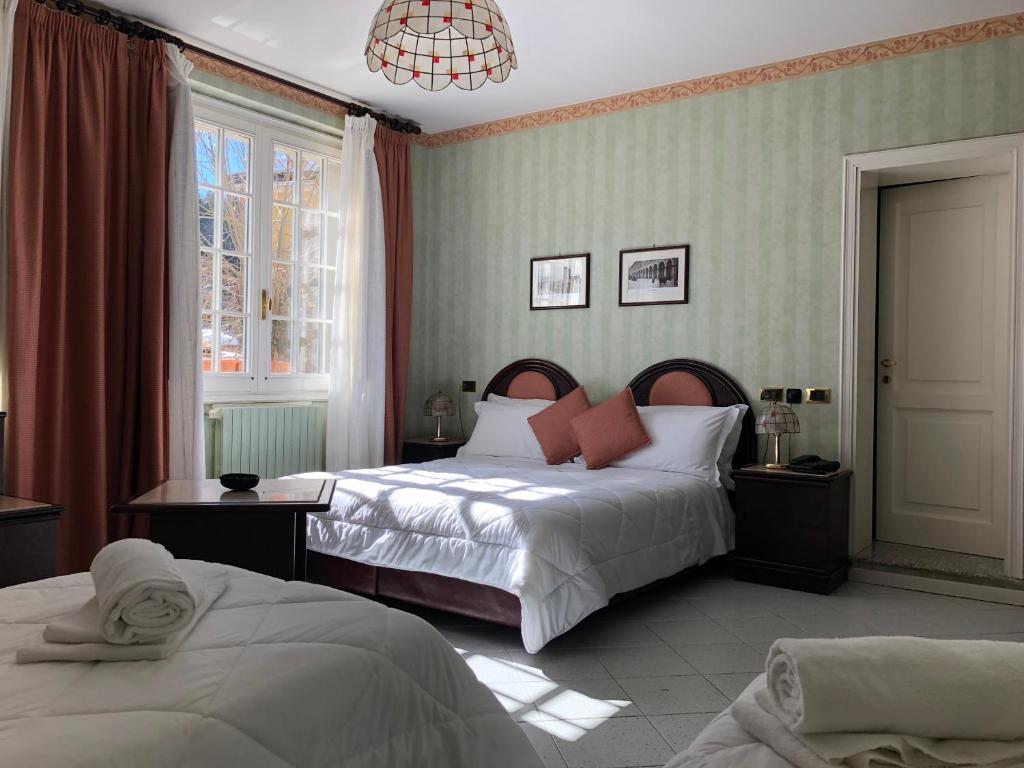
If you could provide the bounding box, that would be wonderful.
[260,289,273,320]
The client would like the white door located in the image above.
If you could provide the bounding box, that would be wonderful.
[876,174,1012,557]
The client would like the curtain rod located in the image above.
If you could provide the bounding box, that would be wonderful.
[33,0,422,135]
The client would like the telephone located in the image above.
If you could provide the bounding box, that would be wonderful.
[787,454,840,474]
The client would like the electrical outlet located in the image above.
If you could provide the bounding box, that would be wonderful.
[759,386,783,402]
[461,380,477,393]
[805,387,832,404]
[785,388,802,404]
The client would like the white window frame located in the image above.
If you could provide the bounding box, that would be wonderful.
[195,95,342,402]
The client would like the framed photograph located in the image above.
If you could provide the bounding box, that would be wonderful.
[530,253,590,310]
[619,245,689,306]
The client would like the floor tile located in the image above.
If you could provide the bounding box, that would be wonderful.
[716,615,805,643]
[524,678,640,721]
[439,625,517,651]
[519,722,568,768]
[787,614,877,638]
[459,649,528,684]
[648,713,717,752]
[617,675,730,716]
[706,672,759,700]
[862,612,947,637]
[546,716,675,768]
[548,621,664,650]
[593,644,696,678]
[609,599,708,622]
[689,598,774,619]
[672,642,766,674]
[509,649,612,682]
[646,618,738,645]
[761,594,839,617]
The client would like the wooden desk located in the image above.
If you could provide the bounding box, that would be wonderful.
[0,496,62,587]
[112,478,336,581]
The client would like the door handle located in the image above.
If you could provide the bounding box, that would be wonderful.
[260,289,273,320]
[880,359,897,368]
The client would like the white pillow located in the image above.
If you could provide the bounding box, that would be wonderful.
[487,393,557,408]
[458,400,548,461]
[717,404,749,490]
[609,405,745,486]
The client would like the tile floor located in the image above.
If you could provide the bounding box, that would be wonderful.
[400,562,1024,768]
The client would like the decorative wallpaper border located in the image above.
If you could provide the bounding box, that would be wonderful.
[417,12,1024,148]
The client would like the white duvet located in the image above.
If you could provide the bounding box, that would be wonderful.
[0,565,543,768]
[303,456,733,653]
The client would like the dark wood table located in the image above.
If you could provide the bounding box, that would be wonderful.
[0,495,62,587]
[112,478,336,581]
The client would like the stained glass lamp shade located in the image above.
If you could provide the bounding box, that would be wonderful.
[424,390,457,441]
[365,0,517,91]
[755,402,800,468]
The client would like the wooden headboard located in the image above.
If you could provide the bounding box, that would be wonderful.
[627,359,756,468]
[481,359,579,402]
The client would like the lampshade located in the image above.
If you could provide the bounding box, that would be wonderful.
[755,402,800,435]
[424,390,456,417]
[365,0,517,91]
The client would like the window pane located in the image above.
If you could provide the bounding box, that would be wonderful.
[300,211,321,262]
[220,254,246,313]
[323,325,332,373]
[324,215,340,268]
[326,160,341,211]
[271,204,295,260]
[301,154,322,208]
[323,270,335,321]
[201,313,214,372]
[271,320,292,374]
[218,316,246,374]
[198,188,215,247]
[195,124,218,186]
[222,193,249,253]
[298,322,321,374]
[200,250,214,311]
[223,132,251,192]
[299,267,321,319]
[272,262,292,317]
[273,147,296,203]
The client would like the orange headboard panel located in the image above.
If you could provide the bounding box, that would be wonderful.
[481,359,579,402]
[649,371,714,406]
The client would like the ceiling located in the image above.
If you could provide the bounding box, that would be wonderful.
[102,0,1024,134]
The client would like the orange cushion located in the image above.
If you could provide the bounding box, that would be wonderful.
[528,386,592,464]
[571,388,651,470]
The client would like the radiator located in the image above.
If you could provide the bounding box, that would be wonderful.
[210,404,325,478]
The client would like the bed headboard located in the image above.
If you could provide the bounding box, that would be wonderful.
[481,359,579,402]
[627,359,756,468]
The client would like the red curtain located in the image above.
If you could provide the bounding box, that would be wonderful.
[374,125,414,465]
[6,3,169,573]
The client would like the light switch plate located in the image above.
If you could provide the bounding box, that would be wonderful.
[805,387,831,404]
[759,386,784,402]
[461,380,477,393]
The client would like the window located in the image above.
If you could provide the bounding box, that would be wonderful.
[195,99,342,398]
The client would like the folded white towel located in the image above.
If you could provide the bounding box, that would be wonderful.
[766,637,1024,741]
[732,677,1024,768]
[16,563,227,664]
[90,538,200,645]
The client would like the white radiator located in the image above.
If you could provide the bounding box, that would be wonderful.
[210,404,325,478]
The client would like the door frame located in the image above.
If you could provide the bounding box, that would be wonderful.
[840,134,1024,579]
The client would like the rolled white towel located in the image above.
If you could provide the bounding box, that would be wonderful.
[766,637,1024,741]
[89,538,198,645]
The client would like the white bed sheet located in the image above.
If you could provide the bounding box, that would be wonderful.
[303,456,733,653]
[0,565,543,768]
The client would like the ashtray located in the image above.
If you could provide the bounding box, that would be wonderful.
[219,473,260,491]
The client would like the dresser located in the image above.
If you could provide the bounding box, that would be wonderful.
[0,496,63,587]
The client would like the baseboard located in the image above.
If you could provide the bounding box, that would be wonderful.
[849,565,1024,606]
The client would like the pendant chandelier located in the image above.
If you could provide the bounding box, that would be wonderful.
[365,0,517,91]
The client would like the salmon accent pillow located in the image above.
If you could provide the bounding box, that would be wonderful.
[570,388,651,470]
[527,387,592,465]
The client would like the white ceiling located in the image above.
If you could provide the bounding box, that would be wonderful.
[102,0,1024,134]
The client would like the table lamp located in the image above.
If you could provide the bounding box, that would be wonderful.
[424,390,456,442]
[755,401,800,468]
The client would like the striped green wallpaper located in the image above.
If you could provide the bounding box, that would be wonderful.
[407,37,1024,457]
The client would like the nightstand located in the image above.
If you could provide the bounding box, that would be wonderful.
[732,465,852,594]
[0,496,63,587]
[402,437,466,463]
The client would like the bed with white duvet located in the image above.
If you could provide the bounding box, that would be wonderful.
[306,455,733,653]
[0,564,543,768]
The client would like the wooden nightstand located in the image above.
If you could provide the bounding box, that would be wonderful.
[732,465,852,594]
[402,437,466,463]
[0,496,63,587]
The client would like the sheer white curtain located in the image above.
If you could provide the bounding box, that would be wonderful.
[327,115,386,470]
[165,45,205,479]
[0,0,18,412]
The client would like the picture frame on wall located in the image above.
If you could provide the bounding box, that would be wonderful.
[618,245,689,306]
[530,253,591,310]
